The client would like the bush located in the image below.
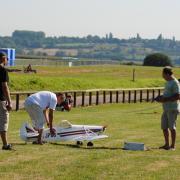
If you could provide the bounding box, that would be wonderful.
[143,53,172,67]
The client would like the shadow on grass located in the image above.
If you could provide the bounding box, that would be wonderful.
[12,142,27,146]
[50,143,123,150]
[136,111,159,115]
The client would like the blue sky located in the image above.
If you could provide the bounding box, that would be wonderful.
[0,0,180,39]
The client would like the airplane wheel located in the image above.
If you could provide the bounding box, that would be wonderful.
[77,141,83,146]
[87,142,93,147]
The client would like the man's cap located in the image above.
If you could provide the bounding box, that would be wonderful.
[163,66,173,75]
[0,52,6,59]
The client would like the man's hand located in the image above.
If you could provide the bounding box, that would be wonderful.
[154,95,164,103]
[6,103,12,111]
[50,127,56,136]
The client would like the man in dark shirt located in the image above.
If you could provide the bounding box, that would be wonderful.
[0,52,12,150]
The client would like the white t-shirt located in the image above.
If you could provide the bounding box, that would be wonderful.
[26,91,57,110]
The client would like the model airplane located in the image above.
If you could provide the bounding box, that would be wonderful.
[20,120,108,147]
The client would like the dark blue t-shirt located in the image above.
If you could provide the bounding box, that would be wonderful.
[0,66,9,101]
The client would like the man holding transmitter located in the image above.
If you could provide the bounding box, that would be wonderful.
[156,67,180,150]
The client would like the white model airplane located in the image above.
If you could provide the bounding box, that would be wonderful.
[20,120,108,147]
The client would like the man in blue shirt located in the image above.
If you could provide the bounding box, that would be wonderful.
[156,67,180,150]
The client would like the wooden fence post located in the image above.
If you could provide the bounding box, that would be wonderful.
[96,91,99,105]
[140,90,143,103]
[103,91,106,104]
[158,89,161,97]
[122,91,125,103]
[152,90,155,100]
[128,91,131,103]
[134,90,137,103]
[16,94,20,111]
[110,91,112,103]
[89,92,92,106]
[82,92,85,106]
[146,90,149,102]
[132,68,135,82]
[116,91,119,103]
[73,92,77,107]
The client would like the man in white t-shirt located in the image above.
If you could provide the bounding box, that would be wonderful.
[24,91,64,144]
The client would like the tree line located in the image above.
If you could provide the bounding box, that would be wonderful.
[0,30,180,64]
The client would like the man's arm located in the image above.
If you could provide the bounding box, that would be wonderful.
[2,82,12,111]
[164,93,180,102]
[48,109,56,135]
[158,93,180,103]
[43,108,49,127]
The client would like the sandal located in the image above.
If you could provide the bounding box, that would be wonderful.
[159,145,170,150]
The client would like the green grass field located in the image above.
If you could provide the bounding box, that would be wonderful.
[9,65,180,92]
[1,103,180,180]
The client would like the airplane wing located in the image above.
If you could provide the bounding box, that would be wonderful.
[73,135,108,141]
[72,127,108,142]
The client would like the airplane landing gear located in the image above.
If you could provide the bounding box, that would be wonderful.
[87,142,93,147]
[76,141,83,146]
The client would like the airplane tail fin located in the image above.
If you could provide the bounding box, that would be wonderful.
[103,125,108,132]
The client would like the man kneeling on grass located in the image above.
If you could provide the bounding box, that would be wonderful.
[24,91,64,145]
[156,67,180,150]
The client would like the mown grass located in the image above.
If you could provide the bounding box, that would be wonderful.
[0,103,180,180]
[9,65,180,91]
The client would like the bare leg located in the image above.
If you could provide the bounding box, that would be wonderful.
[170,129,176,148]
[0,131,8,146]
[37,129,43,144]
[163,129,169,147]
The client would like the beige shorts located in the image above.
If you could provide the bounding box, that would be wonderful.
[24,103,45,129]
[0,101,9,132]
[161,110,179,130]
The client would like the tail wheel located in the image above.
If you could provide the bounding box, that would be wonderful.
[76,141,83,146]
[87,142,93,147]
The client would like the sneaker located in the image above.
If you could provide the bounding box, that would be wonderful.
[170,146,175,151]
[2,144,13,150]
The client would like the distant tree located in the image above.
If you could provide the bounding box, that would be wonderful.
[157,34,163,41]
[0,37,16,48]
[109,32,113,39]
[136,33,141,40]
[12,30,45,48]
[172,36,176,42]
[143,53,172,67]
[105,34,108,40]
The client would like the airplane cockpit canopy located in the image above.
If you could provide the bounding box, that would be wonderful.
[59,120,72,128]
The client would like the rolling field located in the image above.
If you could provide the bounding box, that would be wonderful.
[1,103,180,180]
[9,65,180,92]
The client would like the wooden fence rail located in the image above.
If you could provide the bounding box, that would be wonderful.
[10,87,164,111]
